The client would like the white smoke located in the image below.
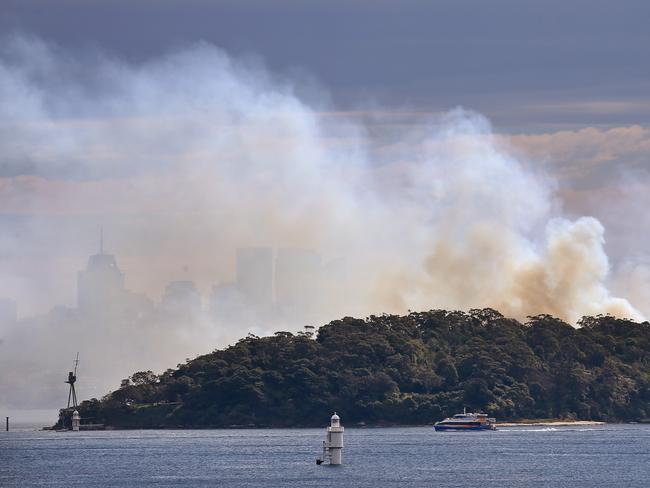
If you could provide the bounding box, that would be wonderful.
[0,34,645,412]
[0,34,643,322]
[356,114,643,322]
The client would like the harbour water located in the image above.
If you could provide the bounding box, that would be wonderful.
[2,424,650,487]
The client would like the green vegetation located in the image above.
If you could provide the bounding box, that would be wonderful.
[63,309,650,428]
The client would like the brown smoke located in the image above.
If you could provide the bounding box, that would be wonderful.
[0,35,645,414]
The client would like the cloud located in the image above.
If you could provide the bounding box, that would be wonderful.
[506,125,650,187]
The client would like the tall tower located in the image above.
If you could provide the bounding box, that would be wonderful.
[275,248,322,323]
[236,248,273,312]
[77,232,125,314]
[160,281,202,317]
[65,353,79,410]
[0,298,17,325]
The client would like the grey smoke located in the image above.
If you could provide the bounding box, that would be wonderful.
[0,34,645,414]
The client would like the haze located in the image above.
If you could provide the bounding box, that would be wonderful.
[1,1,649,420]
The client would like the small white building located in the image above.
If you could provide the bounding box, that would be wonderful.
[71,410,81,431]
[318,413,344,465]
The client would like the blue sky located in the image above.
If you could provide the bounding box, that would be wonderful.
[3,0,650,130]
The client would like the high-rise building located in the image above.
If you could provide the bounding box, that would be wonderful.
[160,280,202,317]
[210,282,245,323]
[0,298,17,325]
[77,234,126,315]
[236,247,273,311]
[275,248,322,322]
[77,253,125,313]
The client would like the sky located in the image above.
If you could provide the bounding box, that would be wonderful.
[2,0,650,419]
[3,0,650,130]
[0,0,649,317]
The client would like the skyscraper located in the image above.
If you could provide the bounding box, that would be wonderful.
[0,298,17,325]
[160,280,202,317]
[210,282,245,323]
[77,235,126,315]
[236,247,273,312]
[275,248,322,323]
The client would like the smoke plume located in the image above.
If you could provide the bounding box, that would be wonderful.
[0,34,645,413]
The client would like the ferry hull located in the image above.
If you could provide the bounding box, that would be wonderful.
[434,423,495,431]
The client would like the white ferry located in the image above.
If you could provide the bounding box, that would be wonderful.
[434,410,497,431]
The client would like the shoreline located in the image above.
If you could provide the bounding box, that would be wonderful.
[38,420,610,431]
[497,420,605,427]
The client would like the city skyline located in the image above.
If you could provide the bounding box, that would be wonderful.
[1,2,650,323]
[9,232,334,322]
[1,1,650,422]
[0,238,338,413]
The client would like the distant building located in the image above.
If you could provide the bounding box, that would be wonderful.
[77,251,126,314]
[160,281,202,317]
[0,298,17,325]
[77,235,152,318]
[318,257,357,319]
[236,247,273,311]
[210,282,246,322]
[275,248,322,322]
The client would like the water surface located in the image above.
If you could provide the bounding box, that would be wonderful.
[2,424,649,487]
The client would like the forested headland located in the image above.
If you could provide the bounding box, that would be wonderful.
[62,309,650,428]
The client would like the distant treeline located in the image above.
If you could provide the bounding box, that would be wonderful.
[63,309,650,428]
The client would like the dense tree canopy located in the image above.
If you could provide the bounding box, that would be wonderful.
[64,309,650,428]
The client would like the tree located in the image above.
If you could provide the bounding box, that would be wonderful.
[131,370,159,386]
[71,308,650,428]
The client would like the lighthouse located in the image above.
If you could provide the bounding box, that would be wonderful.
[72,410,81,431]
[317,413,344,465]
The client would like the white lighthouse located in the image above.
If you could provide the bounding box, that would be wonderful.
[71,410,81,431]
[317,413,344,465]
